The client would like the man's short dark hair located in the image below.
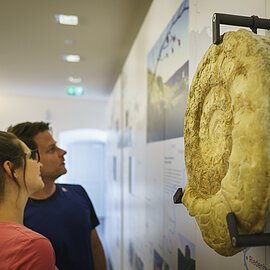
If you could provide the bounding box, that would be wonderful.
[7,121,50,150]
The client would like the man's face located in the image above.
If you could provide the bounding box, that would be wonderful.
[34,130,67,182]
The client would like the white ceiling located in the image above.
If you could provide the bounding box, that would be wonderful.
[0,0,153,100]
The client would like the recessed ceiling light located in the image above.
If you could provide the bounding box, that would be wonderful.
[68,76,82,83]
[55,14,79,25]
[63,54,80,62]
[66,86,84,96]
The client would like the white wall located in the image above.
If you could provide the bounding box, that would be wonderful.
[0,94,108,137]
[58,129,107,217]
[106,0,270,270]
[105,76,124,270]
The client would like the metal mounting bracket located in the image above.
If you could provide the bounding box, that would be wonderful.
[173,188,184,204]
[226,212,270,247]
[212,13,270,44]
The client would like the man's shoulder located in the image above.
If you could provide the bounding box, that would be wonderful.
[57,183,83,189]
[56,183,92,206]
[56,183,87,196]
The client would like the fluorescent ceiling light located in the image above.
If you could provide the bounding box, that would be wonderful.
[55,14,79,25]
[63,54,80,62]
[68,76,82,83]
[66,86,84,96]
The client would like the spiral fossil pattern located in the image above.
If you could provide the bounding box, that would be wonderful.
[182,29,270,256]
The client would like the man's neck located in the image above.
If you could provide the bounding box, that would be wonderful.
[30,181,56,200]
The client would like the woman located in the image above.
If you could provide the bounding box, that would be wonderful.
[0,131,57,269]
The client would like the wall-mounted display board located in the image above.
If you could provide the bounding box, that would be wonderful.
[105,0,270,269]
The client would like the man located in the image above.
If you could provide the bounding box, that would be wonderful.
[8,121,106,270]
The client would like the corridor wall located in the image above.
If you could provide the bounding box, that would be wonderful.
[0,95,107,137]
[105,0,270,269]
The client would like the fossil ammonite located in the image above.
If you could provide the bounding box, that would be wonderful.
[182,29,270,256]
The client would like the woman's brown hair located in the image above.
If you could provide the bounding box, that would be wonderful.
[0,131,25,201]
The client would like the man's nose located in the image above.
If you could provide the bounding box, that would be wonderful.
[57,147,67,156]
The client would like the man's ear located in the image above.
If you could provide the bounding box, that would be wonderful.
[3,161,16,178]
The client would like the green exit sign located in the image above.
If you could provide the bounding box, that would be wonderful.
[66,86,84,96]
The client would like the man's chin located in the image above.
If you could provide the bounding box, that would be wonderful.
[55,169,67,179]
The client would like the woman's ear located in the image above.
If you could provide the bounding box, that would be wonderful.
[3,160,16,178]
